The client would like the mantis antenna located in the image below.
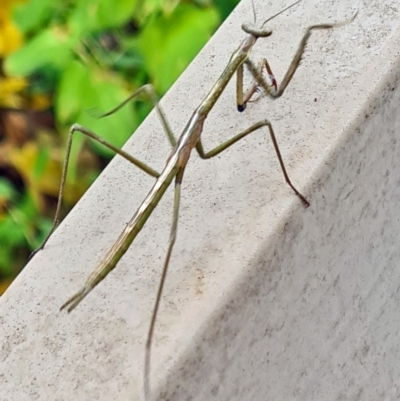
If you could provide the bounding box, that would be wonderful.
[262,0,303,27]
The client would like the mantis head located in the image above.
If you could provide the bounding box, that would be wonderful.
[242,0,302,38]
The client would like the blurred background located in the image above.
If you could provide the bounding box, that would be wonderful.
[0,0,240,293]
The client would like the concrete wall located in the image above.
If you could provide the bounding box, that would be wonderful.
[2,0,400,400]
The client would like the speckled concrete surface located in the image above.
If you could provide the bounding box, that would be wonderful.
[1,0,400,400]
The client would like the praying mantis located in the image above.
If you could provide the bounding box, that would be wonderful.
[30,0,357,398]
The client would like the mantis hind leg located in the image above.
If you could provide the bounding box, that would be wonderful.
[29,84,177,260]
[144,166,185,400]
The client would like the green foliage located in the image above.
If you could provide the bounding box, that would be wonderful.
[0,0,240,293]
[213,0,241,20]
[5,29,73,75]
[0,177,52,275]
[133,4,219,93]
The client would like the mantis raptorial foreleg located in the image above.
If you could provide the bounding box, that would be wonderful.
[239,18,358,110]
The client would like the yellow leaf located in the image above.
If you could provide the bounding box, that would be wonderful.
[8,143,43,210]
[0,76,27,108]
[0,277,13,295]
[30,93,52,110]
[0,17,23,56]
[0,0,28,56]
[9,141,92,211]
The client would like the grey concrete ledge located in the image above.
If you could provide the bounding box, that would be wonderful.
[2,0,400,400]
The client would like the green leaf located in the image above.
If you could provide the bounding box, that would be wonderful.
[32,147,50,183]
[31,218,53,249]
[96,0,136,27]
[134,3,219,93]
[12,0,55,34]
[4,28,74,77]
[0,179,17,201]
[213,0,240,21]
[68,0,136,38]
[0,193,39,260]
[55,59,139,160]
[0,214,26,248]
[55,59,92,122]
